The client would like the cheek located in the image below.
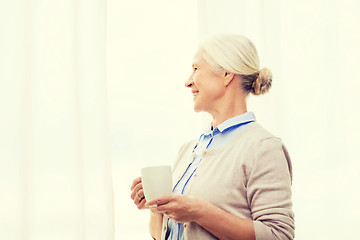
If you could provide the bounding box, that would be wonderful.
[193,73,206,88]
[193,72,222,96]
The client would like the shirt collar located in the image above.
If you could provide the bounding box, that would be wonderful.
[203,112,256,136]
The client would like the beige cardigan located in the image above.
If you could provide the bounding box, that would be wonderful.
[161,123,294,240]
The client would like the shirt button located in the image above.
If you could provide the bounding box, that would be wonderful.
[202,151,206,155]
[184,224,187,228]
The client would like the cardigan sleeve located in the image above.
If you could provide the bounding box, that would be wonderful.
[246,137,295,240]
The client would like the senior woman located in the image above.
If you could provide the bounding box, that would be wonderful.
[130,34,294,240]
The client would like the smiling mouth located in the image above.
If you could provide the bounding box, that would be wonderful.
[192,90,199,97]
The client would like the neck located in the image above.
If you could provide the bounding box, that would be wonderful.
[210,94,248,129]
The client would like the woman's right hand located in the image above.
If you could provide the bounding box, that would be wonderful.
[130,177,147,209]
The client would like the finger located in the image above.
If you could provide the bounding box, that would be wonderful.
[137,197,147,209]
[156,202,173,212]
[130,183,143,200]
[133,193,144,206]
[155,207,172,217]
[130,177,142,191]
[146,195,172,207]
[137,189,144,199]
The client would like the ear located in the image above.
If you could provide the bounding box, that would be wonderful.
[224,72,235,87]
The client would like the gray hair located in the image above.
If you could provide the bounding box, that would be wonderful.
[198,34,272,95]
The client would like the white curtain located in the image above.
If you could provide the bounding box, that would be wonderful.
[198,0,360,239]
[0,1,114,240]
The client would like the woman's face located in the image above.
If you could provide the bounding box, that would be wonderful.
[185,51,226,113]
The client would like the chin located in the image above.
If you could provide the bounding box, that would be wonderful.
[193,103,202,112]
[193,99,207,112]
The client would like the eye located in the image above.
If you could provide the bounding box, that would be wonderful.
[193,67,198,72]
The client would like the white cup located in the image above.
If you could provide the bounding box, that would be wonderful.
[141,165,172,201]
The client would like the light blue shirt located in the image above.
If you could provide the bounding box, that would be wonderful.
[165,112,256,240]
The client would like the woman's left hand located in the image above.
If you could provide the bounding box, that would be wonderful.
[146,195,204,223]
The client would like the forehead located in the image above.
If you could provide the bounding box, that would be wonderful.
[192,51,206,66]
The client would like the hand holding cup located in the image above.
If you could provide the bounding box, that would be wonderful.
[131,165,172,209]
[130,177,147,209]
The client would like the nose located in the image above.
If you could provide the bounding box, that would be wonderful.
[185,74,194,88]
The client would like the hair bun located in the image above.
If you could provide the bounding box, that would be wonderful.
[251,67,272,95]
